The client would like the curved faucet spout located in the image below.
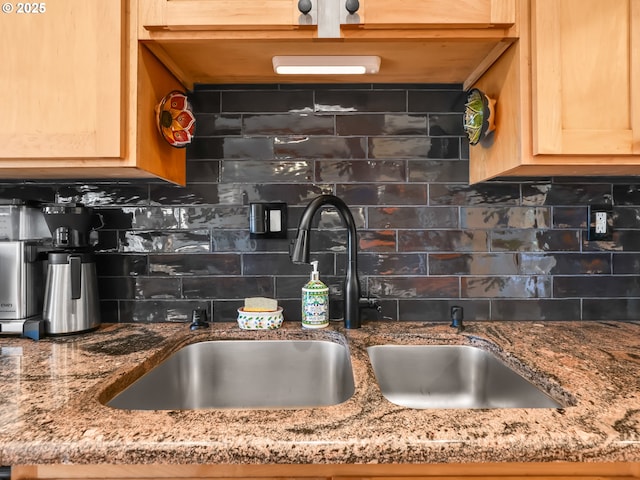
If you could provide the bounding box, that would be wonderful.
[290,194,361,329]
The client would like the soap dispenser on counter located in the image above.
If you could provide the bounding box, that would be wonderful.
[301,260,329,329]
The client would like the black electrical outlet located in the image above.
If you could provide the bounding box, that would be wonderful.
[249,202,288,239]
[588,205,613,241]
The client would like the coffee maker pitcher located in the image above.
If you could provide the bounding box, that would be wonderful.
[42,203,101,335]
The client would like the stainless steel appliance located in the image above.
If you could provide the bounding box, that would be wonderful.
[42,203,95,249]
[0,199,50,241]
[42,251,100,335]
[0,199,49,339]
[0,241,46,338]
[42,203,101,335]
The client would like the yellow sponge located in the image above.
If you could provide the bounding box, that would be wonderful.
[243,297,278,312]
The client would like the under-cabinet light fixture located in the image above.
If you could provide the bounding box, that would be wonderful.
[272,55,381,75]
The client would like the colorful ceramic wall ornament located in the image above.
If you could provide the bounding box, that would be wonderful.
[464,88,496,145]
[155,90,195,148]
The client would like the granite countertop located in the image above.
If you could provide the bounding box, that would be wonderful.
[0,320,639,465]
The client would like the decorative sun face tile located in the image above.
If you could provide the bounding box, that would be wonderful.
[156,91,196,148]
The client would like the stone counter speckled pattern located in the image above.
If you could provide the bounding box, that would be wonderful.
[0,321,639,465]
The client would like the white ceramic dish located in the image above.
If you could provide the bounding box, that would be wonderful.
[237,307,284,330]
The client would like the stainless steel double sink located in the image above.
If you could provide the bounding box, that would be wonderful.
[106,335,563,411]
[107,339,355,410]
[367,344,561,409]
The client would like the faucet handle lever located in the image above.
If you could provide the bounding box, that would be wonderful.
[450,306,464,332]
[189,309,210,330]
[359,297,381,312]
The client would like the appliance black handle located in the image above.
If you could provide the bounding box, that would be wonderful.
[69,255,82,300]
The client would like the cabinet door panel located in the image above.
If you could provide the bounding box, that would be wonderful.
[140,0,299,29]
[532,0,640,155]
[361,0,515,27]
[0,1,123,159]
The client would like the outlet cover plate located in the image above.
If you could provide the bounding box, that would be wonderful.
[249,202,288,239]
[588,204,613,241]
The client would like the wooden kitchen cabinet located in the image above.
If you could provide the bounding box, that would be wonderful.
[138,0,519,88]
[1,2,122,160]
[531,0,640,156]
[360,0,515,28]
[139,0,515,31]
[469,0,640,183]
[0,0,186,184]
[139,0,300,29]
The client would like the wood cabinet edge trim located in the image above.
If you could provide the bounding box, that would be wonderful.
[11,462,640,479]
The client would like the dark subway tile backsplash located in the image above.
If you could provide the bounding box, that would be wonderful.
[316,160,405,183]
[221,89,314,113]
[148,254,241,276]
[369,206,458,229]
[408,160,469,183]
[276,137,367,159]
[429,183,520,206]
[398,230,489,253]
[461,206,551,230]
[244,114,334,135]
[5,84,640,324]
[490,230,581,252]
[491,299,581,321]
[462,276,551,299]
[429,253,519,276]
[337,183,428,206]
[521,183,612,206]
[182,276,274,300]
[315,89,407,112]
[221,161,313,183]
[119,230,210,253]
[336,113,427,136]
[408,89,467,112]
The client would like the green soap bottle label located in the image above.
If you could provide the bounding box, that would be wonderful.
[302,281,329,328]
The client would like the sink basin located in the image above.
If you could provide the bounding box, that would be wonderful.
[367,344,562,409]
[107,339,355,410]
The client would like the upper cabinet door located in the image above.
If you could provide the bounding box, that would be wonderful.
[361,0,516,27]
[140,0,299,30]
[532,0,640,155]
[0,1,123,159]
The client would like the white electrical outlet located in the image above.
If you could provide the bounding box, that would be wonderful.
[588,205,613,241]
[595,211,608,234]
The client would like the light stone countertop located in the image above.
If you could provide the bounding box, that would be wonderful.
[0,320,639,465]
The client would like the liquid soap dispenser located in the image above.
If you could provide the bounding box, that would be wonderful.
[301,260,329,329]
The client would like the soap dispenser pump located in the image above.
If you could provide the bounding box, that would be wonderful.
[301,260,329,329]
